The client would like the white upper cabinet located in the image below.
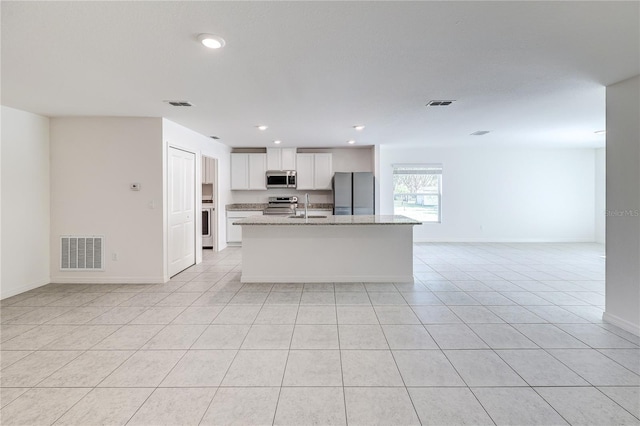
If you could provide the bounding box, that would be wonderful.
[313,153,333,190]
[296,153,333,190]
[231,153,267,190]
[230,154,249,190]
[266,148,297,170]
[281,148,297,170]
[296,153,315,189]
[248,153,267,189]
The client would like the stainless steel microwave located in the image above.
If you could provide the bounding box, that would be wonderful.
[266,170,297,188]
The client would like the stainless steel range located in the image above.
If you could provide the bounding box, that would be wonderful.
[263,196,298,216]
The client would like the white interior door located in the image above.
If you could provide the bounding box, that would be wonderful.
[168,147,196,277]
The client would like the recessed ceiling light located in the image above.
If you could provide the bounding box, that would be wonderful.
[594,130,606,134]
[353,125,365,131]
[198,34,225,49]
[273,140,282,145]
[347,140,356,145]
[470,130,490,136]
[257,125,268,131]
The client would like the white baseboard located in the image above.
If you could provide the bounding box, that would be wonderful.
[603,312,640,337]
[413,237,598,243]
[50,276,166,284]
[0,278,50,299]
[241,275,414,283]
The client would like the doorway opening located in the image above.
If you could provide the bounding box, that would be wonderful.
[202,155,219,253]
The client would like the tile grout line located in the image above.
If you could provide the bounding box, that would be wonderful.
[370,292,424,425]
[337,284,349,426]
[193,262,246,425]
[428,316,498,426]
[268,282,300,426]
[49,269,233,425]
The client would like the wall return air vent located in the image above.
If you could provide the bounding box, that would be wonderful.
[60,236,104,271]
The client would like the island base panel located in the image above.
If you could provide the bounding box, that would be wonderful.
[240,225,414,283]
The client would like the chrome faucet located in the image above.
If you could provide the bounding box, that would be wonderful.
[304,193,310,218]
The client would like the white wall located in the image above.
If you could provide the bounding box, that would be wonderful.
[379,145,596,242]
[604,75,640,336]
[162,119,232,267]
[50,117,165,283]
[1,106,51,298]
[595,148,606,244]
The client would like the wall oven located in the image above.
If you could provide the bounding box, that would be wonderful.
[266,170,297,188]
[202,205,214,248]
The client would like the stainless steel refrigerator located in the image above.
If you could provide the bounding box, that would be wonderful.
[333,172,375,215]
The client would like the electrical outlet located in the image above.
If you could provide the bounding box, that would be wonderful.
[112,252,118,261]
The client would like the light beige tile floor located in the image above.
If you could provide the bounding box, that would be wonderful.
[1,243,639,425]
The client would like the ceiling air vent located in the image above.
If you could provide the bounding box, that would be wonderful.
[426,100,455,107]
[470,130,491,136]
[164,101,194,107]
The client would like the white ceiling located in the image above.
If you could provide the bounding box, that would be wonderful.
[2,1,638,149]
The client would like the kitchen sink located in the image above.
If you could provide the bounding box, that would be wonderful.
[287,215,327,219]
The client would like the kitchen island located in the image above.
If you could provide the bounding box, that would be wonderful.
[234,215,421,283]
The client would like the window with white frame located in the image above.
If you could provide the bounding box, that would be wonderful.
[393,164,442,222]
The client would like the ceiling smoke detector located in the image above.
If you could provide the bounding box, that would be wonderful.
[426,100,455,107]
[470,130,491,136]
[164,101,193,107]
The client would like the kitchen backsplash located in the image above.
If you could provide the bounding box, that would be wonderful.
[230,188,333,204]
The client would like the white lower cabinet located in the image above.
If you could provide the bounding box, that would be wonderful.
[226,211,262,244]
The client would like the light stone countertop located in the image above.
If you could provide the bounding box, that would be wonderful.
[225,203,267,211]
[233,214,421,226]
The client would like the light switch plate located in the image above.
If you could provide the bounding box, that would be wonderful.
[130,183,141,191]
